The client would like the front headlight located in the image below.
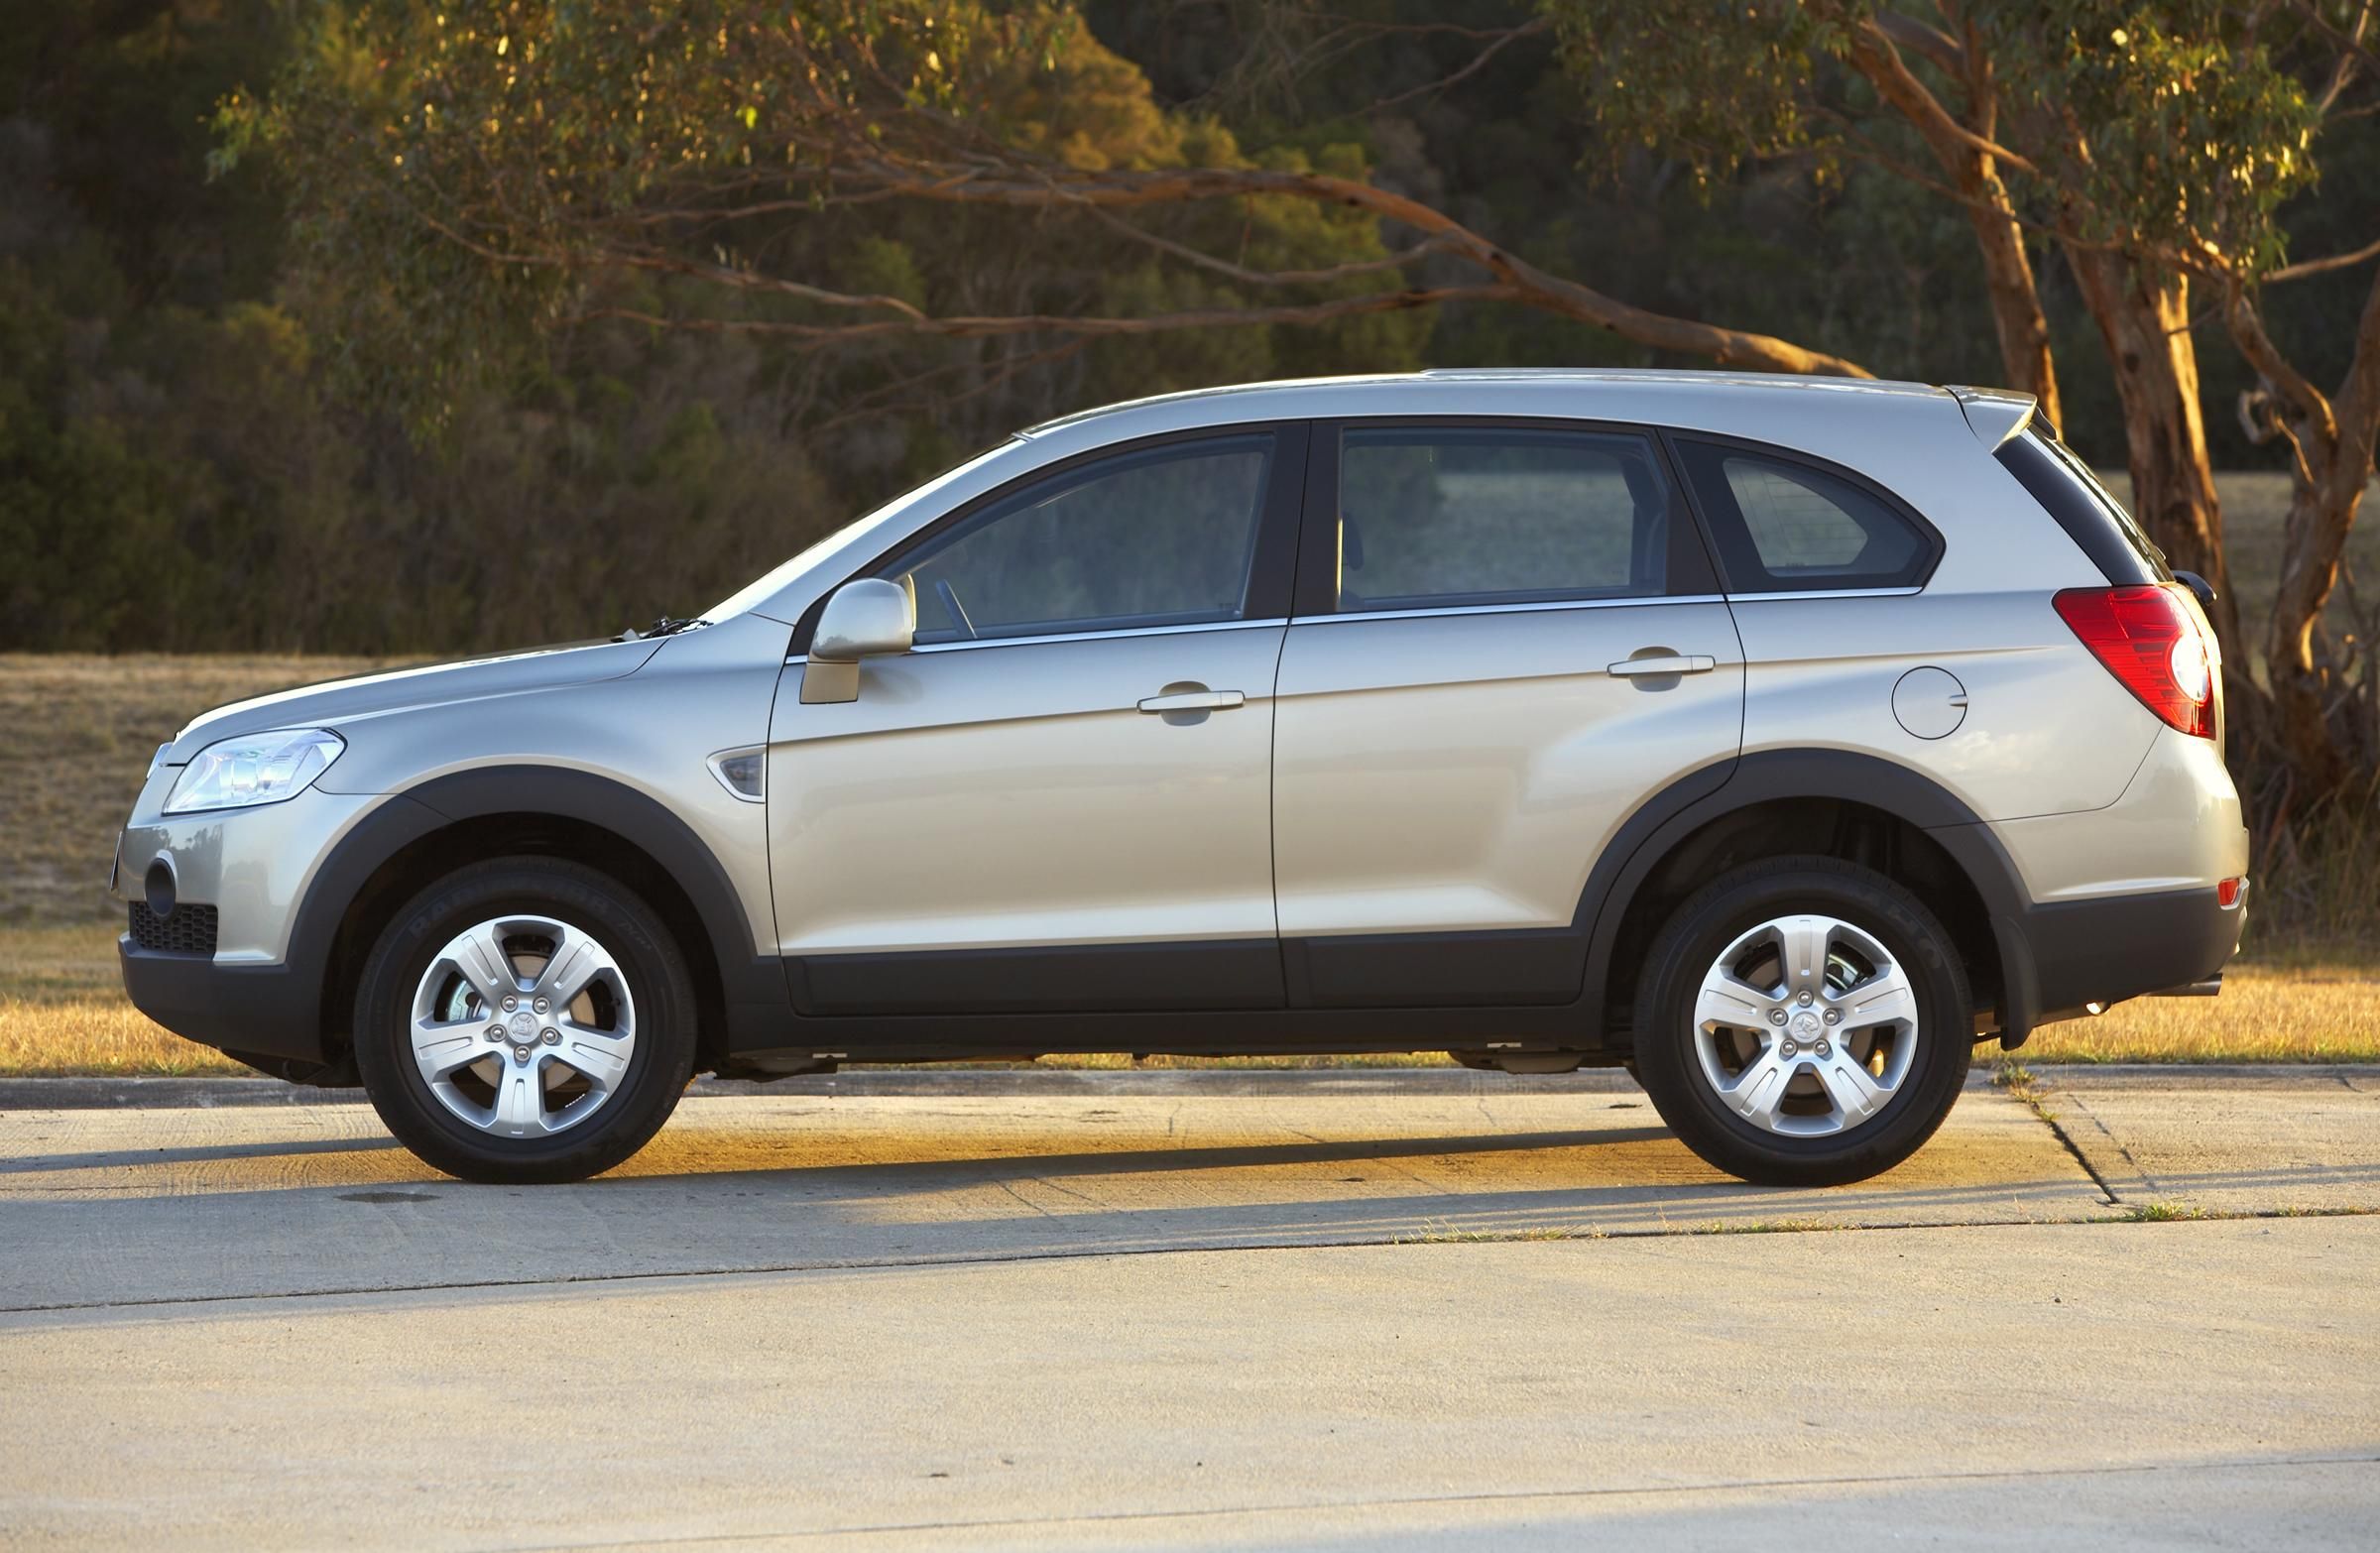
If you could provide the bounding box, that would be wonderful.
[163,728,345,815]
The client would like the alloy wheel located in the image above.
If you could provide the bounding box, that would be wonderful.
[407,913,639,1139]
[1689,913,1919,1137]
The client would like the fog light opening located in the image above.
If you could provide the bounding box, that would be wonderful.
[143,860,178,919]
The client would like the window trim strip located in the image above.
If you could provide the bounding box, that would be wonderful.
[1288,593,1727,626]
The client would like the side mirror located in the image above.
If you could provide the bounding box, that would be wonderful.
[801,578,914,704]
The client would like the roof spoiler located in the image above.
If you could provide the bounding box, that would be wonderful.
[1948,386,2039,451]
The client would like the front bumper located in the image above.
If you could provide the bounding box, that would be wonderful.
[111,783,390,1066]
[118,940,327,1067]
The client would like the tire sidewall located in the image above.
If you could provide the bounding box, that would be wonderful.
[1633,860,1970,1184]
[353,859,695,1182]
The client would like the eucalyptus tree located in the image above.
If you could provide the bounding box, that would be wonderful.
[223,0,2377,792]
[1549,0,2377,795]
[216,1,1869,425]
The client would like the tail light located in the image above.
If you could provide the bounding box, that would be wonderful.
[2052,584,2217,739]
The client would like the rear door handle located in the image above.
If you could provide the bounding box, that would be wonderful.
[1138,689,1246,713]
[1608,654,1717,677]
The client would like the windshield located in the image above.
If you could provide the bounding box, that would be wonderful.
[703,436,1026,622]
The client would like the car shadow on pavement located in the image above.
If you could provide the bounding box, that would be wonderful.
[0,1135,406,1175]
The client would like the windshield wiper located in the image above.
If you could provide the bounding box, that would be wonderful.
[616,616,708,642]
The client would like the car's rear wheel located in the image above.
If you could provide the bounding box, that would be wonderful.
[1630,857,1971,1187]
[352,858,696,1183]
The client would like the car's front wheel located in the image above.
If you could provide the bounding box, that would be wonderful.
[1630,857,1972,1187]
[352,858,696,1183]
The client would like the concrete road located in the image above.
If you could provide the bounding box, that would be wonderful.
[1,1069,2375,1549]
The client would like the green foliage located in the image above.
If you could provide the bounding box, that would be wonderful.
[1549,0,1850,188]
[214,1,1428,439]
[1988,1,2319,273]
[3,0,2373,656]
[1546,0,2322,278]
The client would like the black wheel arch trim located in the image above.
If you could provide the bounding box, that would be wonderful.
[250,767,781,1064]
[1574,748,2038,1040]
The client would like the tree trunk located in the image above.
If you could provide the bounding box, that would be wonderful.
[1964,181,2061,430]
[2234,266,2380,797]
[2063,249,2246,662]
[1842,22,2061,424]
[2265,474,2373,796]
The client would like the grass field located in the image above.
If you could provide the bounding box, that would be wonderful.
[4,920,2375,1074]
[0,653,404,925]
[1,472,2375,1076]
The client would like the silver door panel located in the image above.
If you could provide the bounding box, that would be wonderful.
[1272,601,1746,938]
[767,627,1284,955]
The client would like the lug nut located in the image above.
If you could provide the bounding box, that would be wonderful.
[1815,1039,1833,1058]
[1797,991,1814,1007]
[1823,1008,1842,1025]
[1780,1040,1797,1057]
[502,996,518,1013]
[534,997,549,1015]
[541,1028,560,1045]
[1768,1010,1788,1026]
[486,1024,505,1042]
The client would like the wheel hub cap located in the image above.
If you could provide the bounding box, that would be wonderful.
[1688,913,1920,1139]
[407,913,638,1140]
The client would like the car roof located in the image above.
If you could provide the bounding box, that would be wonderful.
[1018,368,1956,439]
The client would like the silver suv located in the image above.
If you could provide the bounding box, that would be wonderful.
[114,371,2249,1186]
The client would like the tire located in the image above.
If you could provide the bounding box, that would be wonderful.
[1630,856,1971,1187]
[352,857,697,1183]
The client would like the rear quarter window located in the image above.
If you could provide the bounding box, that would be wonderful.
[1673,439,1941,593]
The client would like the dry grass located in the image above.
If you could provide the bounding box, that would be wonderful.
[2015,963,2380,1063]
[0,999,251,1076]
[2,922,2371,1075]
[0,924,247,1075]
[0,653,406,925]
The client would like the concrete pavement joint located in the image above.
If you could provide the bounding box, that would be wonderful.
[500,1453,2380,1552]
[2001,1078,2122,1206]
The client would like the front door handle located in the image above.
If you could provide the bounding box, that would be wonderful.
[1608,654,1717,677]
[1138,688,1247,713]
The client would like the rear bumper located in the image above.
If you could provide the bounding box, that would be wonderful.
[1990,881,2246,1041]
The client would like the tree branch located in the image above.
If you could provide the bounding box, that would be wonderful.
[1844,18,2039,179]
[1364,16,1552,113]
[2266,230,2380,284]
[1076,203,1455,289]
[823,159,1874,375]
[1869,9,1967,75]
[573,282,1522,346]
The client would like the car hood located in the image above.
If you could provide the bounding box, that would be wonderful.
[162,638,666,764]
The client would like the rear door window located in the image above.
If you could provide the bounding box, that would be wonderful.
[1328,425,1679,612]
[1675,440,1941,592]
